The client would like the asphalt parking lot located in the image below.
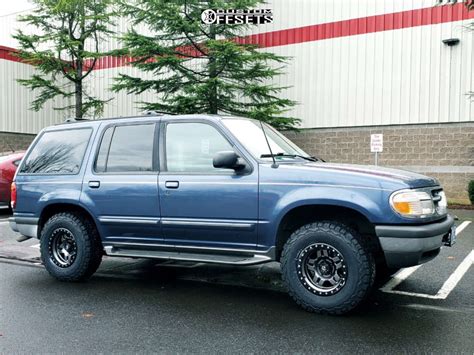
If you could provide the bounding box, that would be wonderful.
[0,209,473,353]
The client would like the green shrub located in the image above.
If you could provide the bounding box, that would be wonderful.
[469,180,474,205]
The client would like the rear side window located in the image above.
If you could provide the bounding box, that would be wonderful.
[95,123,156,173]
[20,129,92,174]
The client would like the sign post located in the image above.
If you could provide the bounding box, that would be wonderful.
[370,134,383,166]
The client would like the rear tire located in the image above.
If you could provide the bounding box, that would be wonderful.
[281,221,375,315]
[40,212,102,282]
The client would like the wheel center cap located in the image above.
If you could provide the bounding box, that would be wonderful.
[317,260,334,277]
[297,243,348,297]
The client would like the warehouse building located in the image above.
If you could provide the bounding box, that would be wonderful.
[0,1,473,202]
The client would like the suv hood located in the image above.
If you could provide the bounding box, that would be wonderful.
[282,162,439,189]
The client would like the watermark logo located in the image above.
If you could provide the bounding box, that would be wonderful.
[201,9,217,24]
[437,0,474,6]
[201,9,273,25]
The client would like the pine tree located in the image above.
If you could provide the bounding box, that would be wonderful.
[112,0,298,130]
[13,0,115,118]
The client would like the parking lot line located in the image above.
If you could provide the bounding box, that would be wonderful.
[379,265,422,293]
[30,244,40,249]
[436,250,474,299]
[456,221,472,235]
[380,220,473,299]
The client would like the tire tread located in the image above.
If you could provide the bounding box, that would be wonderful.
[40,212,102,282]
[281,221,375,315]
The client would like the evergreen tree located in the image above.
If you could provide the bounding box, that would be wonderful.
[13,0,115,118]
[113,0,298,130]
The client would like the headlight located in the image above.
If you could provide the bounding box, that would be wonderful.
[390,189,435,218]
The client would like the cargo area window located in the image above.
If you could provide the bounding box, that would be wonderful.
[95,123,156,173]
[19,128,92,174]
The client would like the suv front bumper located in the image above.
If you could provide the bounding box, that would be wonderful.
[375,215,455,268]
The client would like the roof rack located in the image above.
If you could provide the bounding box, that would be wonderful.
[141,110,165,116]
[64,117,91,123]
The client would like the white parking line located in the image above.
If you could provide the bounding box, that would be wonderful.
[456,221,472,235]
[30,244,40,249]
[436,250,474,298]
[0,220,9,224]
[380,220,473,299]
[379,265,422,293]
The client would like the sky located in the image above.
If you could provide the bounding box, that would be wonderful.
[0,0,34,17]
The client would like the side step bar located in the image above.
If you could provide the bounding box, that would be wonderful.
[104,246,273,266]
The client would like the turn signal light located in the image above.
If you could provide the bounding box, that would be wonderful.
[390,190,434,218]
[10,182,16,210]
[392,201,410,214]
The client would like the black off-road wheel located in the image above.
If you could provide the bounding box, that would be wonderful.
[40,212,102,282]
[281,221,375,315]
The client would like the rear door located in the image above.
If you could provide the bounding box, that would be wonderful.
[81,121,162,245]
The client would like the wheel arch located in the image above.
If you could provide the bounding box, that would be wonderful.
[38,202,101,241]
[274,204,382,261]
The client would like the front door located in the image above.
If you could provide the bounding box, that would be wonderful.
[81,121,162,245]
[158,119,258,251]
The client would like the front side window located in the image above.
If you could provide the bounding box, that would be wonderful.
[222,119,309,161]
[95,123,156,173]
[20,128,92,174]
[165,122,234,173]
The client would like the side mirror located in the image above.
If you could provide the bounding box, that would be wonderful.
[213,151,246,171]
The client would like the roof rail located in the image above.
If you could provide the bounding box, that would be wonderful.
[141,110,165,116]
[64,117,91,123]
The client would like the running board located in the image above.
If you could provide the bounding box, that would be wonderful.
[104,246,273,265]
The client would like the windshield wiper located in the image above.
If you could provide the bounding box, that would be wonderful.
[260,153,320,162]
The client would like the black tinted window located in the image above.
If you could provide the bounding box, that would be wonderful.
[96,124,156,173]
[94,127,114,173]
[20,129,91,174]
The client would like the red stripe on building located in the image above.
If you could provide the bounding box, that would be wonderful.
[0,45,22,63]
[2,3,474,70]
[239,3,474,47]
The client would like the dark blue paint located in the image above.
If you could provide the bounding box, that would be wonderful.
[13,115,444,252]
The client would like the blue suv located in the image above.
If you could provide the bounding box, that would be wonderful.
[10,114,455,314]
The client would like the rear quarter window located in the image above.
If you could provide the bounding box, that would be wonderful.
[20,128,92,174]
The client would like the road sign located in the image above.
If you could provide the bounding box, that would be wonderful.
[370,134,383,153]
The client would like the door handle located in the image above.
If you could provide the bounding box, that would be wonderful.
[165,181,179,189]
[88,181,100,188]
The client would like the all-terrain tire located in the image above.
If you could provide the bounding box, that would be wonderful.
[40,212,102,282]
[281,221,375,315]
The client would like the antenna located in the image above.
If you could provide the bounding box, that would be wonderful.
[259,120,278,168]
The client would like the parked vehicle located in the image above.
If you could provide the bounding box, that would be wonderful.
[9,114,455,314]
[0,152,24,209]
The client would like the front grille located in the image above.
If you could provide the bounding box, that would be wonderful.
[430,187,447,215]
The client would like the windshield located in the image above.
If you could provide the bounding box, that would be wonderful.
[222,118,311,161]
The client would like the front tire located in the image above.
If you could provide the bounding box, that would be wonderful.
[40,212,102,282]
[281,221,375,315]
